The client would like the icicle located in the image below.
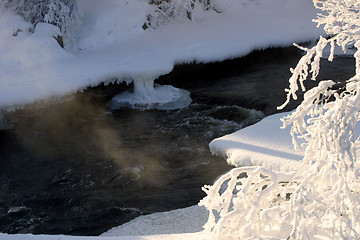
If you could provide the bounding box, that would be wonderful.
[109,75,192,111]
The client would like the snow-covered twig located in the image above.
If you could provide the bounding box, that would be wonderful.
[200,1,360,239]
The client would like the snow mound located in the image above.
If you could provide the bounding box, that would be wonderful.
[210,111,360,172]
[0,206,209,240]
[0,232,208,240]
[209,112,305,172]
[102,205,207,236]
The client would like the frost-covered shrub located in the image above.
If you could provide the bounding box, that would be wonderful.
[200,0,360,239]
[200,163,360,239]
[145,0,221,29]
[199,167,296,239]
[0,0,80,34]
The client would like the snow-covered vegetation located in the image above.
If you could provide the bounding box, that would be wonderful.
[145,0,221,28]
[200,1,360,239]
[0,0,80,34]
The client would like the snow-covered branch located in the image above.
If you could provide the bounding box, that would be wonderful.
[145,0,221,28]
[199,166,296,239]
[0,0,80,34]
[201,0,360,239]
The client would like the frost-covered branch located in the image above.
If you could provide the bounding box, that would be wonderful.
[199,167,296,239]
[200,162,360,239]
[278,1,360,110]
[200,0,360,239]
[314,0,360,39]
[145,0,221,29]
[0,0,80,34]
[275,1,360,237]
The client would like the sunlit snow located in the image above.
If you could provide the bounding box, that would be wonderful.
[210,111,304,172]
[0,0,323,109]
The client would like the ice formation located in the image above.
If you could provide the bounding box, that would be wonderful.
[109,77,191,110]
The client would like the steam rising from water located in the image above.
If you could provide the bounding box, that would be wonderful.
[0,91,263,235]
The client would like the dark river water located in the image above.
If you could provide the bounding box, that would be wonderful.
[0,47,355,236]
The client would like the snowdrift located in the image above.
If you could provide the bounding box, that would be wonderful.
[0,0,323,109]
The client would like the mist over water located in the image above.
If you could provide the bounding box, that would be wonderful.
[0,91,263,235]
[0,47,355,236]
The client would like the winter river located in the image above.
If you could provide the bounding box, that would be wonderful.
[0,47,355,235]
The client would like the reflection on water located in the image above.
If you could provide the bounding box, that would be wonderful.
[0,92,263,235]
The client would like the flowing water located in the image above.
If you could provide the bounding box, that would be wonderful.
[0,47,355,236]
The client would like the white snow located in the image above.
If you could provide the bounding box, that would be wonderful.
[0,0,323,109]
[0,232,209,240]
[0,206,209,240]
[102,206,207,236]
[210,110,360,172]
[209,111,305,172]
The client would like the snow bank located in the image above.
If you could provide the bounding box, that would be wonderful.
[0,0,324,109]
[102,206,207,236]
[210,110,360,172]
[0,206,209,240]
[209,111,305,172]
[0,232,208,240]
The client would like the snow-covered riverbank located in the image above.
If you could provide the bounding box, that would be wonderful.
[210,111,304,172]
[0,0,323,109]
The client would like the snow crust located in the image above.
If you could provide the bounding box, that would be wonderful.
[0,232,208,240]
[210,111,360,172]
[209,111,304,172]
[0,0,324,109]
[0,206,209,240]
[102,206,207,236]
